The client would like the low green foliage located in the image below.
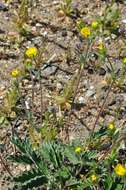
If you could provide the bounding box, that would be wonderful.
[61,0,73,17]
[0,81,19,122]
[8,124,126,190]
[13,0,29,35]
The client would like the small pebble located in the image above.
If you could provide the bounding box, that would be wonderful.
[42,65,57,76]
[56,82,63,91]
[58,10,65,17]
[62,29,67,37]
[85,86,95,97]
[78,96,86,104]
[99,67,106,76]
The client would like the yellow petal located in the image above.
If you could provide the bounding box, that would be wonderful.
[25,47,38,58]
[114,164,126,176]
[75,147,82,154]
[11,69,20,78]
[91,174,97,182]
[80,27,91,38]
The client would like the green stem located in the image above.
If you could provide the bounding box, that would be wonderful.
[39,68,43,124]
[91,81,113,135]
[72,41,91,103]
[29,69,34,115]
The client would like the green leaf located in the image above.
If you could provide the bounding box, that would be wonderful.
[13,175,47,190]
[114,184,123,190]
[40,141,63,169]
[82,150,98,160]
[0,116,5,124]
[66,177,93,189]
[110,176,123,190]
[64,147,81,165]
[104,174,113,190]
[7,154,33,165]
[13,169,42,183]
[57,167,70,180]
[11,135,40,165]
[66,178,84,189]
[11,135,28,154]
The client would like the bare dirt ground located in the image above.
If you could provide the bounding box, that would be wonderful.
[0,0,126,189]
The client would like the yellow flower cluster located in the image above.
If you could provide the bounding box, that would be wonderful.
[80,27,91,38]
[108,123,115,130]
[25,47,38,58]
[11,69,20,78]
[91,174,97,182]
[98,42,104,51]
[75,147,82,154]
[80,20,99,38]
[114,164,126,176]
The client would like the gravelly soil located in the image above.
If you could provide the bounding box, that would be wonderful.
[0,0,126,189]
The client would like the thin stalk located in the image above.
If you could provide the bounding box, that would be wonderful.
[118,67,126,86]
[98,131,124,161]
[29,69,34,115]
[65,42,91,142]
[72,41,91,103]
[91,81,113,134]
[33,55,43,124]
[65,41,91,142]
[39,68,43,124]
[107,56,114,73]
[0,152,13,177]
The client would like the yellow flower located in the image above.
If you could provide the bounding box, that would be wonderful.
[91,174,97,182]
[122,57,126,65]
[91,21,99,29]
[11,69,20,78]
[97,41,106,55]
[25,47,38,58]
[98,42,104,50]
[114,164,126,176]
[75,147,82,154]
[108,123,115,130]
[80,27,91,38]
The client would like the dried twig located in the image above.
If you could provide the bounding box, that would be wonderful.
[0,152,13,177]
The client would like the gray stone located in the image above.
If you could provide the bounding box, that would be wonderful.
[42,65,57,76]
[56,82,63,91]
[78,96,86,104]
[85,86,96,97]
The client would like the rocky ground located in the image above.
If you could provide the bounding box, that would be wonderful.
[0,0,126,189]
